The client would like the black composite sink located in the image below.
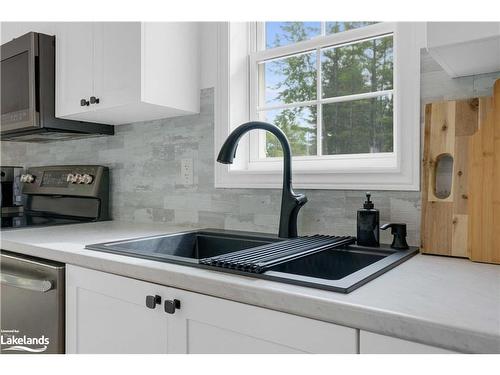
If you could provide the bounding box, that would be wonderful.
[86,229,418,293]
[268,248,387,280]
[86,229,279,264]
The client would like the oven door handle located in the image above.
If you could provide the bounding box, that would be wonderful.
[0,273,53,292]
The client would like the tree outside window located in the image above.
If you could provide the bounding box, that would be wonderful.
[257,22,393,158]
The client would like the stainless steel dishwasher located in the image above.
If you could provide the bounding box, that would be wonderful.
[0,251,65,354]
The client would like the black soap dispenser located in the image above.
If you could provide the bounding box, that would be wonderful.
[357,192,380,247]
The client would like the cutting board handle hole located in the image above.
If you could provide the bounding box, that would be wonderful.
[434,153,454,199]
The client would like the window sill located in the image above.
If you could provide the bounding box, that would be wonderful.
[215,162,420,191]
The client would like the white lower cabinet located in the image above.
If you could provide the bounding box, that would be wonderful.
[66,265,170,353]
[359,331,457,354]
[66,265,357,354]
[167,287,356,354]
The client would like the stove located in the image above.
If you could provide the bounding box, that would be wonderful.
[1,211,92,229]
[0,165,109,230]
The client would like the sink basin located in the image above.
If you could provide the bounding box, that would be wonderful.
[86,229,279,264]
[86,229,417,293]
[263,245,416,293]
[268,248,387,280]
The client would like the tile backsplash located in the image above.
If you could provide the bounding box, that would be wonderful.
[2,51,500,246]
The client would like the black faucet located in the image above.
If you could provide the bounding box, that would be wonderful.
[217,121,307,238]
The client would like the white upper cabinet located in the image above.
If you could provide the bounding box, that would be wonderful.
[55,23,95,119]
[56,22,200,125]
[2,22,200,125]
[426,22,500,77]
[90,22,142,113]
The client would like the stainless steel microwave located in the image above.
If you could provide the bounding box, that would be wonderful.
[1,32,114,142]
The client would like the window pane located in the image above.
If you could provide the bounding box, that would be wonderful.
[259,106,317,157]
[321,35,393,98]
[322,95,393,155]
[265,22,321,49]
[326,22,378,34]
[259,51,317,106]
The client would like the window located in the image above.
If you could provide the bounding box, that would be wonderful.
[254,22,393,160]
[215,22,423,190]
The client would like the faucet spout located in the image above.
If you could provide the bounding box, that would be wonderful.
[217,121,308,238]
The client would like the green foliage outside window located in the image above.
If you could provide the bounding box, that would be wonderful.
[262,22,393,158]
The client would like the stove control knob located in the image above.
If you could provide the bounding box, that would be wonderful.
[67,174,79,184]
[20,174,35,183]
[72,174,83,184]
[81,174,94,184]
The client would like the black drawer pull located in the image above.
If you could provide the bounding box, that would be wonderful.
[164,299,181,314]
[80,98,90,106]
[145,295,161,309]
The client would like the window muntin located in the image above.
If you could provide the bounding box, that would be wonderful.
[254,22,393,159]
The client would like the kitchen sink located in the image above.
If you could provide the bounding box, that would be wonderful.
[86,229,418,293]
[267,248,387,280]
[262,245,415,293]
[86,229,280,264]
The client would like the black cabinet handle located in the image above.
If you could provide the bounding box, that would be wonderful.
[90,96,100,104]
[80,98,90,106]
[145,295,162,309]
[164,299,181,314]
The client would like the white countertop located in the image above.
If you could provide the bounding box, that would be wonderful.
[1,220,499,353]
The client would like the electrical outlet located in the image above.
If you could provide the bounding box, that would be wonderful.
[180,158,194,185]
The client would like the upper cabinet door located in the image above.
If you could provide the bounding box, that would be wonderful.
[55,22,94,118]
[92,22,141,111]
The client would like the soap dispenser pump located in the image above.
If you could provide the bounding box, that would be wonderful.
[356,192,380,247]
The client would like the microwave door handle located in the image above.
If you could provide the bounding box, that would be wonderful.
[0,273,53,293]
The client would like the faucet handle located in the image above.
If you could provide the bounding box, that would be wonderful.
[380,223,409,250]
[296,193,308,206]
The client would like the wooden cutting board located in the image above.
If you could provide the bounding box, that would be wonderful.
[421,79,500,264]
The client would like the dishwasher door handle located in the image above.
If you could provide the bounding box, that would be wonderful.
[0,273,54,292]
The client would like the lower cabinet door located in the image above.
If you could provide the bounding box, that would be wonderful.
[167,288,358,354]
[66,265,357,354]
[360,331,457,354]
[66,265,170,354]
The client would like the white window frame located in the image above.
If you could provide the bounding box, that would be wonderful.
[214,22,423,191]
